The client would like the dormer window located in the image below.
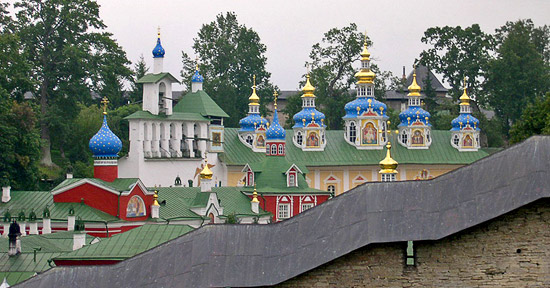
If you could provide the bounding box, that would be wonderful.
[286,165,302,188]
[288,172,297,187]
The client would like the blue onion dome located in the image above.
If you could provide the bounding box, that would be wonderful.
[293,108,325,128]
[343,97,387,119]
[89,115,122,158]
[191,67,204,83]
[152,31,165,58]
[451,113,480,131]
[399,106,431,127]
[239,114,268,132]
[266,95,286,140]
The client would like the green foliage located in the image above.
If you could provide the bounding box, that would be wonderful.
[181,12,275,127]
[484,20,550,135]
[225,213,238,224]
[419,24,494,100]
[129,55,149,104]
[12,0,132,165]
[281,93,302,129]
[509,93,550,144]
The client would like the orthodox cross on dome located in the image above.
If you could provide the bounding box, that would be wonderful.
[273,90,278,108]
[195,55,200,70]
[306,62,310,75]
[101,97,109,115]
[157,26,160,38]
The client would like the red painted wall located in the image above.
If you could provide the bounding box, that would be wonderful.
[53,183,119,217]
[54,259,121,266]
[94,165,118,182]
[118,185,154,221]
[250,194,330,222]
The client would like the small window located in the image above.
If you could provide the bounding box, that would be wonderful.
[296,132,303,145]
[406,241,416,266]
[288,173,296,187]
[266,144,270,154]
[247,171,254,186]
[362,61,369,69]
[270,144,277,155]
[358,86,366,96]
[381,174,396,182]
[246,135,253,145]
[301,203,313,212]
[278,204,290,220]
[349,122,357,143]
[453,134,460,146]
[367,86,372,96]
[278,144,284,155]
[401,130,408,144]
[327,185,336,193]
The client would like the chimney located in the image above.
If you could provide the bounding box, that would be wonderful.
[402,66,406,80]
[72,218,86,250]
[2,186,11,203]
[42,207,51,234]
[67,208,75,231]
[2,211,10,237]
[28,211,38,235]
[8,221,21,256]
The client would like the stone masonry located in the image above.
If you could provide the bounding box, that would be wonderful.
[279,199,550,287]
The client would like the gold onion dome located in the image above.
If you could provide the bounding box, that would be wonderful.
[152,190,160,206]
[249,75,260,105]
[355,32,375,84]
[302,74,316,97]
[200,157,213,180]
[360,34,371,60]
[407,70,421,96]
[379,142,399,174]
[459,77,470,105]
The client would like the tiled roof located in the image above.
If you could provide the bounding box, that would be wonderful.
[0,191,119,222]
[53,224,193,261]
[136,72,179,84]
[220,128,489,166]
[173,90,229,118]
[124,110,209,122]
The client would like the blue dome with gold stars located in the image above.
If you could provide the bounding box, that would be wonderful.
[89,115,122,158]
[343,97,387,119]
[239,114,268,132]
[398,106,431,127]
[152,37,165,58]
[191,69,204,83]
[451,113,480,131]
[266,108,286,140]
[292,107,325,128]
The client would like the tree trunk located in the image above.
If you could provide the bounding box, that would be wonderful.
[39,80,54,167]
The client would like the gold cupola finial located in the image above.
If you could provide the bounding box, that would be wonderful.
[459,76,470,105]
[152,189,160,206]
[379,141,399,174]
[101,97,109,115]
[273,90,278,109]
[157,26,161,38]
[199,152,213,180]
[195,55,199,71]
[360,30,370,60]
[302,65,316,98]
[248,75,260,105]
[407,66,421,96]
[251,183,259,203]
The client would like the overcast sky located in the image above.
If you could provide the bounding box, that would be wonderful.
[31,1,550,90]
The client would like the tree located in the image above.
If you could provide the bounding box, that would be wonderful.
[129,54,149,104]
[13,0,131,166]
[509,92,550,144]
[419,24,494,100]
[484,20,550,135]
[181,12,275,127]
[281,93,302,129]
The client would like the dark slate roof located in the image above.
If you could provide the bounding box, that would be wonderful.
[15,136,550,288]
[384,64,448,100]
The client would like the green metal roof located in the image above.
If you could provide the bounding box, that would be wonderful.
[173,90,229,118]
[0,231,92,254]
[220,128,490,166]
[136,72,179,84]
[52,178,140,193]
[124,110,210,122]
[155,186,270,220]
[53,224,193,261]
[0,272,36,287]
[0,191,119,222]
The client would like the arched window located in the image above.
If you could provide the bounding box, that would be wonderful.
[453,134,459,146]
[278,144,284,155]
[327,185,335,193]
[349,122,357,143]
[401,130,408,145]
[270,144,277,155]
[296,132,303,145]
[381,121,387,142]
[246,135,253,145]
[288,173,296,187]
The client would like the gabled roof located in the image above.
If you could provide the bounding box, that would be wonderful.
[52,178,141,194]
[17,136,550,288]
[136,72,179,84]
[173,90,229,118]
[124,110,209,122]
[0,191,119,222]
[52,224,193,262]
[220,128,489,166]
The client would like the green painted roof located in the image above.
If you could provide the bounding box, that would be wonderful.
[155,186,270,220]
[220,128,490,166]
[0,191,119,222]
[0,231,93,254]
[53,224,193,261]
[52,178,140,193]
[173,90,229,118]
[0,272,36,287]
[124,110,210,122]
[136,72,179,84]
